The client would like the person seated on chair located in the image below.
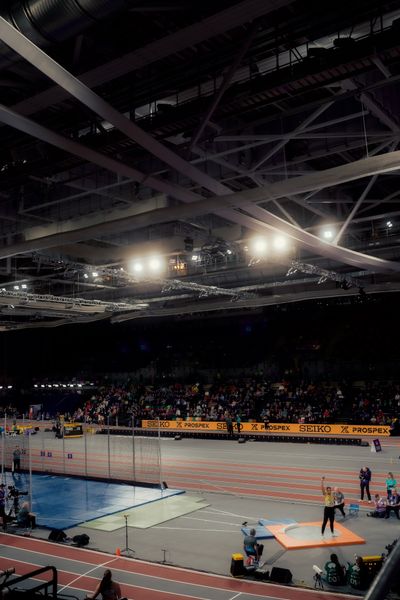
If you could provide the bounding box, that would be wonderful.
[385,489,400,519]
[367,494,386,517]
[324,553,346,585]
[243,528,263,564]
[16,502,36,529]
[348,556,369,590]
[87,569,124,600]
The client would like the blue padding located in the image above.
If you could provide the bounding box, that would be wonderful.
[3,472,183,530]
[241,525,275,539]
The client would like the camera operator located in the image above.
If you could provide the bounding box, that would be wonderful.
[7,485,28,518]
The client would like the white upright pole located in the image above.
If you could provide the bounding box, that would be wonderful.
[158,417,163,493]
[107,416,111,480]
[28,432,33,509]
[1,431,4,483]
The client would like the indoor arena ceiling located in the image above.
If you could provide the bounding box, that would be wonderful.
[0,0,400,329]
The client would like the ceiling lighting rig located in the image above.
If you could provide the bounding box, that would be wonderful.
[0,289,146,312]
[286,260,362,288]
[161,278,251,300]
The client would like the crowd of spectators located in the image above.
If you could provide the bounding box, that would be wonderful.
[2,378,399,427]
[60,379,400,428]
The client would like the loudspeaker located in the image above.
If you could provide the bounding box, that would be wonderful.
[270,567,292,584]
[238,437,246,444]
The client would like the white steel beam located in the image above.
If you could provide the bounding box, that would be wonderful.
[251,102,334,171]
[0,16,229,197]
[8,0,292,121]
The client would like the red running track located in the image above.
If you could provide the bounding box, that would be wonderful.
[0,534,354,600]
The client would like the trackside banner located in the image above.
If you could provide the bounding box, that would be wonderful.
[141,420,390,436]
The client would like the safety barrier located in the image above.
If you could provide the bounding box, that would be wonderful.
[99,427,364,445]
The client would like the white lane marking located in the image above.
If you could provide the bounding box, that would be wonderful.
[58,557,116,593]
[206,507,262,520]
[182,516,241,526]
[154,526,239,532]
[228,593,242,600]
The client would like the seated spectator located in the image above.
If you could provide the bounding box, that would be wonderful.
[348,556,369,590]
[385,489,400,519]
[17,502,36,529]
[324,553,346,585]
[87,569,123,600]
[368,494,387,518]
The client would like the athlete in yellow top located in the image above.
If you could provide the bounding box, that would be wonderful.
[321,476,337,536]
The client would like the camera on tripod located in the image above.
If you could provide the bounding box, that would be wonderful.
[8,486,28,499]
[313,565,324,589]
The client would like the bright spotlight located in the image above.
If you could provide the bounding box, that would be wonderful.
[13,285,19,291]
[92,271,99,278]
[272,235,288,251]
[191,254,199,262]
[226,249,233,255]
[321,227,335,240]
[250,237,268,256]
[21,284,27,290]
[148,257,164,273]
[387,220,393,228]
[83,273,89,279]
[132,261,144,274]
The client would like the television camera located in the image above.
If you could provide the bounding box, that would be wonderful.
[7,485,28,516]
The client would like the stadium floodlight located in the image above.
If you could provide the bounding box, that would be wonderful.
[13,285,19,290]
[128,259,144,274]
[272,235,289,252]
[320,226,335,240]
[21,284,27,289]
[92,271,99,277]
[191,254,199,262]
[387,220,393,228]
[148,256,164,273]
[83,273,89,279]
[250,236,268,256]
[7,385,11,389]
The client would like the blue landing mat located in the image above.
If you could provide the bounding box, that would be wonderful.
[241,525,275,539]
[241,518,298,539]
[3,472,183,530]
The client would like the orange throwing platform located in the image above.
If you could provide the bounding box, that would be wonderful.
[267,521,365,550]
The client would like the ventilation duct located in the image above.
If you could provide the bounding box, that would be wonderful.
[0,0,127,70]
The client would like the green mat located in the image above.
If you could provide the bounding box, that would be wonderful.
[83,494,210,531]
